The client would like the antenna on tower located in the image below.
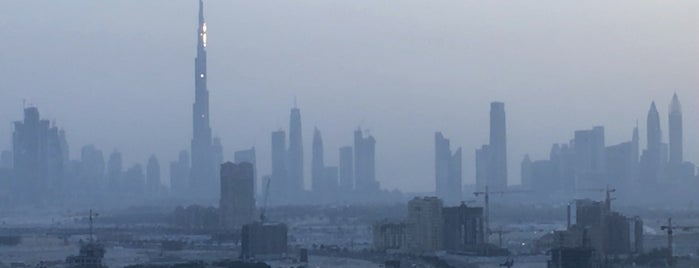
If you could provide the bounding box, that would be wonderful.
[293,96,298,108]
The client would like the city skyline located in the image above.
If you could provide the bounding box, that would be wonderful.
[0,1,697,192]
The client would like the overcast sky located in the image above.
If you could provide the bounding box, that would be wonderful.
[0,0,697,192]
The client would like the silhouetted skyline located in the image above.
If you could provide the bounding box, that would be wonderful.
[0,1,697,192]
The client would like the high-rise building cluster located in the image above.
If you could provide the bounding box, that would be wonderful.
[264,106,386,205]
[521,94,696,202]
[0,106,167,207]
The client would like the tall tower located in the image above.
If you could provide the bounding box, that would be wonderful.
[647,102,661,154]
[271,130,288,202]
[190,0,215,198]
[669,93,683,165]
[435,132,462,205]
[640,101,662,183]
[354,128,378,192]
[287,107,304,195]
[488,102,508,190]
[311,128,325,193]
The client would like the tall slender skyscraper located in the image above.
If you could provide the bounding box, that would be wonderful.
[271,130,287,202]
[311,128,325,192]
[669,93,683,165]
[488,102,507,190]
[640,101,662,183]
[647,102,661,155]
[190,0,216,198]
[287,108,304,194]
[434,132,462,205]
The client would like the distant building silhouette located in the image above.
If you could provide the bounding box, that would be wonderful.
[79,145,105,199]
[476,102,508,191]
[146,155,161,195]
[106,150,123,194]
[669,94,682,166]
[434,132,462,205]
[311,128,325,193]
[489,102,508,190]
[574,127,606,189]
[605,127,639,186]
[354,128,379,192]
[287,107,304,196]
[234,147,257,194]
[640,102,663,184]
[323,166,339,202]
[12,107,67,205]
[520,155,532,189]
[124,164,145,200]
[220,162,255,228]
[190,0,216,199]
[270,130,288,203]
[338,146,354,191]
[170,150,190,196]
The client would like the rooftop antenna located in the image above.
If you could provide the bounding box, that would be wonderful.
[293,96,297,108]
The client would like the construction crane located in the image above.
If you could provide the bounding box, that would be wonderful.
[660,217,699,265]
[259,178,272,223]
[473,186,528,243]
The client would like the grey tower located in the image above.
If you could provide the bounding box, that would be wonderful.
[339,146,354,191]
[287,108,304,195]
[640,102,663,183]
[220,162,255,228]
[271,130,288,202]
[146,155,161,194]
[311,128,324,192]
[354,128,378,192]
[647,102,661,156]
[488,102,508,190]
[669,94,683,165]
[435,132,462,205]
[190,0,215,198]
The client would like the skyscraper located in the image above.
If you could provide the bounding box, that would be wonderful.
[488,102,508,190]
[354,128,378,192]
[146,155,161,195]
[13,107,67,205]
[170,150,190,196]
[339,146,354,191]
[640,102,662,183]
[573,126,606,189]
[647,102,661,156]
[669,93,683,165]
[107,150,123,192]
[235,147,257,194]
[190,0,216,199]
[311,128,324,193]
[287,108,304,195]
[220,162,255,228]
[434,132,462,205]
[271,130,287,202]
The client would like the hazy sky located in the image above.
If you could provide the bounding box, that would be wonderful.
[0,1,697,192]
